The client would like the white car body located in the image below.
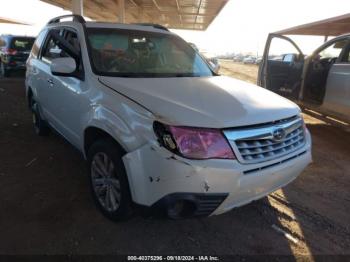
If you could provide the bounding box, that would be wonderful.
[25,16,312,219]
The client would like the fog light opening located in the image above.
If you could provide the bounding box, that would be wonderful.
[167,200,196,219]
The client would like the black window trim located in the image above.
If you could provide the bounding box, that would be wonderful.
[61,26,85,80]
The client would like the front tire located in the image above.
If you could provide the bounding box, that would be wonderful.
[32,102,50,136]
[87,139,132,221]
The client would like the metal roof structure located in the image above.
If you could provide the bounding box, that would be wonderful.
[275,13,350,36]
[0,17,31,25]
[41,0,229,30]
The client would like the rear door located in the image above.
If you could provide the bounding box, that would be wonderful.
[258,34,304,100]
[320,37,350,122]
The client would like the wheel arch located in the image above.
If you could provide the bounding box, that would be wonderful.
[84,126,127,158]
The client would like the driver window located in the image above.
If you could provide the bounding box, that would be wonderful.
[317,40,347,61]
[269,37,300,63]
[42,29,67,64]
[42,38,67,64]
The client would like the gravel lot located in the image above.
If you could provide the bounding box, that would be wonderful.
[0,69,350,257]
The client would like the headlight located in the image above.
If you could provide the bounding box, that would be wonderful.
[154,122,236,160]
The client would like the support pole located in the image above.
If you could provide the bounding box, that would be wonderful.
[324,35,328,42]
[72,0,83,16]
[118,0,125,23]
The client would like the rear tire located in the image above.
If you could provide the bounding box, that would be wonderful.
[0,62,9,78]
[32,102,50,136]
[87,138,133,221]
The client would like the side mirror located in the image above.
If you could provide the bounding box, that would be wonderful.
[211,63,220,74]
[50,57,77,76]
[208,60,220,74]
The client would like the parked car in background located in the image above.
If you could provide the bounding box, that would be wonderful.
[0,35,35,77]
[233,54,244,62]
[258,33,350,123]
[26,15,312,221]
[243,56,257,64]
[255,56,263,65]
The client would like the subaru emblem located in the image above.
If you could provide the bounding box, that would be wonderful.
[272,128,286,141]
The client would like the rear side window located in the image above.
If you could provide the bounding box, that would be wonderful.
[10,37,35,51]
[31,29,48,58]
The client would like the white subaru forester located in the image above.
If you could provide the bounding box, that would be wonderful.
[25,15,312,221]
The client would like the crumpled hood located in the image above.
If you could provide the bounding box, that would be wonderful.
[99,76,300,128]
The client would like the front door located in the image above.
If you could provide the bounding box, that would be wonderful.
[39,28,86,148]
[258,34,304,100]
[302,37,350,105]
[318,37,350,121]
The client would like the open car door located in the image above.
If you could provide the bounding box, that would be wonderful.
[258,34,304,100]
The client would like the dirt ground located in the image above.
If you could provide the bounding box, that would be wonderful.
[219,60,259,84]
[0,68,350,258]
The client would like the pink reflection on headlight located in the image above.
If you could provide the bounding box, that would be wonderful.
[169,126,235,159]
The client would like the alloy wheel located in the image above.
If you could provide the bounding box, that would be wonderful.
[91,152,121,212]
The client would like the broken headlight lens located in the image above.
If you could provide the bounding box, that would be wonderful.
[154,122,235,160]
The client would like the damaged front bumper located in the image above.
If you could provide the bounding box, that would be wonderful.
[122,131,312,217]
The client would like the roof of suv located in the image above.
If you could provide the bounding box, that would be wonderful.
[85,22,173,34]
[46,15,174,35]
[47,21,174,35]
[47,21,174,36]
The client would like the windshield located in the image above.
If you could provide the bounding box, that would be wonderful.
[86,28,213,77]
[10,37,35,51]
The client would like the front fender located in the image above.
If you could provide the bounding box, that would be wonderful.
[83,104,156,157]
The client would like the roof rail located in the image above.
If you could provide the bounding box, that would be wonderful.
[47,15,86,25]
[133,23,169,31]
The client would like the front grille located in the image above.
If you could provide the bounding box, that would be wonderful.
[236,126,305,162]
[224,116,306,164]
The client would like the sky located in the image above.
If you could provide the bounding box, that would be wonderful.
[0,0,348,55]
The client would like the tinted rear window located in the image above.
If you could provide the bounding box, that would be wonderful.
[10,37,35,51]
